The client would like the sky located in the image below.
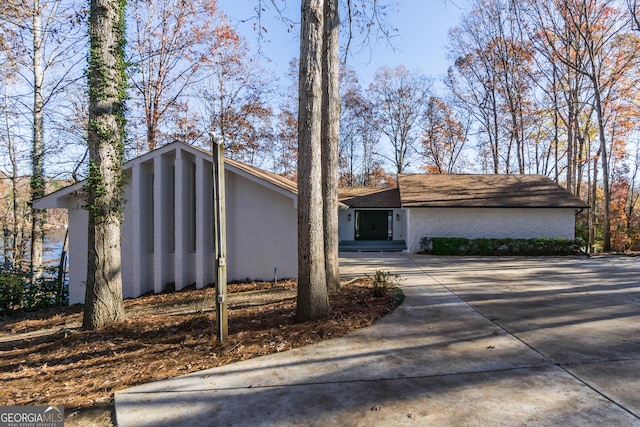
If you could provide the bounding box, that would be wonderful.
[217,1,467,90]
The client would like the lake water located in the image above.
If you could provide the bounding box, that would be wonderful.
[1,229,67,269]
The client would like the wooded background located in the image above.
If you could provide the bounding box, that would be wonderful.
[2,0,639,281]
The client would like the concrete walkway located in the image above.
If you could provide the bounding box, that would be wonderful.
[115,253,640,426]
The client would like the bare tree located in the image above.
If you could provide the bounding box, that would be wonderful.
[203,36,276,168]
[272,60,299,180]
[523,0,593,189]
[1,0,86,280]
[420,96,468,173]
[0,14,24,269]
[2,4,74,282]
[447,9,502,174]
[368,65,431,174]
[339,66,380,186]
[128,0,237,150]
[1,80,26,269]
[339,67,363,185]
[30,0,45,282]
[447,0,536,174]
[0,1,23,62]
[624,142,640,248]
[532,0,638,251]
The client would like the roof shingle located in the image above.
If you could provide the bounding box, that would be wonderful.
[397,174,588,208]
[338,187,401,208]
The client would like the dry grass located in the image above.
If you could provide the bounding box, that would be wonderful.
[0,279,399,426]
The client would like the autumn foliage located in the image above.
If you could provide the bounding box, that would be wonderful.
[2,0,640,255]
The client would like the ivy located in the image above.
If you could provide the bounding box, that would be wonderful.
[30,174,46,195]
[86,158,105,219]
[86,0,128,222]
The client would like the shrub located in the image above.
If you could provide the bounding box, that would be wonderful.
[367,270,404,306]
[0,271,25,314]
[0,267,68,315]
[420,237,584,256]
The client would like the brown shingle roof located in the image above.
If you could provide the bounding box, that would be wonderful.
[397,174,589,208]
[338,187,401,208]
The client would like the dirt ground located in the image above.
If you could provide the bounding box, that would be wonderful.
[0,278,400,426]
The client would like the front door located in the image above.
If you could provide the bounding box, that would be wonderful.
[355,210,391,240]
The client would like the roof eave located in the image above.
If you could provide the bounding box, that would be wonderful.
[401,204,590,209]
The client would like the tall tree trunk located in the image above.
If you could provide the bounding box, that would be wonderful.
[517,97,525,174]
[30,0,45,282]
[592,77,611,252]
[491,89,500,174]
[589,149,600,254]
[575,131,585,199]
[566,90,575,190]
[549,62,558,178]
[296,0,330,321]
[4,86,19,269]
[147,121,156,151]
[2,85,20,270]
[322,0,340,293]
[83,0,127,330]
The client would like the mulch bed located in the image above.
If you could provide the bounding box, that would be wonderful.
[0,278,399,425]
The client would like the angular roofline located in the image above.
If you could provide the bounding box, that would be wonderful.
[186,143,298,197]
[34,141,298,208]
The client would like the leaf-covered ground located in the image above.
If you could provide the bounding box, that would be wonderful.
[0,279,400,426]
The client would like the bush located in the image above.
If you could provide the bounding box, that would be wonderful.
[419,237,584,256]
[0,267,68,315]
[0,271,25,314]
[367,270,404,306]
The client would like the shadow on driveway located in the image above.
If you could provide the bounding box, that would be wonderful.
[115,254,640,426]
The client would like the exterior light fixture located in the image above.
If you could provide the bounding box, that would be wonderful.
[396,213,400,221]
[348,213,352,221]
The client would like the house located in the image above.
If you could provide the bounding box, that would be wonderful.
[338,174,588,253]
[36,140,588,304]
[33,141,298,305]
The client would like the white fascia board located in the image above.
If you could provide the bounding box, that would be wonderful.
[32,181,85,209]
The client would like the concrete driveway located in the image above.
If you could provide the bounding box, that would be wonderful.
[115,253,640,426]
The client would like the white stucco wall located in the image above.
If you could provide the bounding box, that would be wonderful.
[121,174,134,299]
[41,144,298,305]
[67,207,88,305]
[226,172,297,281]
[393,209,407,241]
[33,191,90,306]
[338,209,353,241]
[121,163,155,299]
[406,207,577,252]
